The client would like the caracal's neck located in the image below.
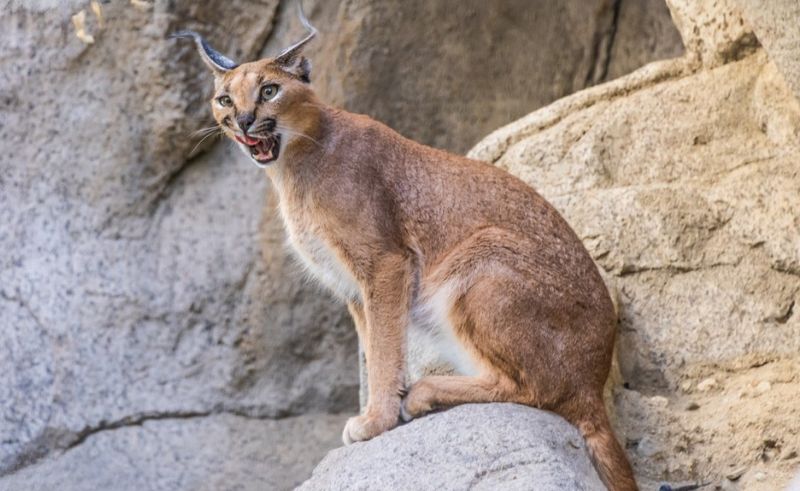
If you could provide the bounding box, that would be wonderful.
[265,100,340,196]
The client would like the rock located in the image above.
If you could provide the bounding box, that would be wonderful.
[733,0,800,102]
[650,396,669,407]
[665,0,758,68]
[266,0,683,153]
[0,1,357,476]
[466,6,800,487]
[470,49,800,393]
[0,413,345,491]
[727,466,748,481]
[788,473,800,491]
[605,0,685,81]
[0,0,682,480]
[697,378,719,392]
[755,381,772,394]
[299,404,605,491]
[636,436,662,458]
[7,0,793,488]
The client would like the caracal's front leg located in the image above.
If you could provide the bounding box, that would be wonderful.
[342,253,411,445]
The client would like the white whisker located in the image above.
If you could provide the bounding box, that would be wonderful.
[192,125,222,137]
[275,125,322,147]
[189,129,223,156]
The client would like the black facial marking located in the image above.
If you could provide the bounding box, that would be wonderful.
[222,116,232,127]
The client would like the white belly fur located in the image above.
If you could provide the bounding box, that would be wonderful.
[280,211,361,302]
[276,194,476,379]
[407,280,479,381]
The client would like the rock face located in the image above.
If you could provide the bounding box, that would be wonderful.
[0,0,357,478]
[266,0,683,153]
[466,3,800,489]
[0,0,680,485]
[299,404,605,491]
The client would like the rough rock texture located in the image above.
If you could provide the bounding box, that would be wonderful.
[0,413,346,491]
[0,0,681,485]
[0,0,357,477]
[299,404,605,491]
[466,5,800,489]
[733,0,800,102]
[266,0,683,153]
[605,0,684,81]
[665,0,758,68]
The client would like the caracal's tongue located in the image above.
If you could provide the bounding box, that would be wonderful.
[236,135,260,146]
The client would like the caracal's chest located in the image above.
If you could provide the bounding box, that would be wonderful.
[277,196,361,302]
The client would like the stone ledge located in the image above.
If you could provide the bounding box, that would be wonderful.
[299,404,605,491]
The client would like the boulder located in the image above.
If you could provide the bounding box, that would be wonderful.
[468,31,800,491]
[299,404,605,491]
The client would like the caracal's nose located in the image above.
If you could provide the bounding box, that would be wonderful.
[237,113,255,133]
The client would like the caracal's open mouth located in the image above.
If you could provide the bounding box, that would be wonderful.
[235,134,281,164]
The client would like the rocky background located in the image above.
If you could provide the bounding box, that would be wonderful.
[0,0,796,490]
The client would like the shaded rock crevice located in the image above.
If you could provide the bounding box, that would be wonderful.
[0,413,347,491]
[584,0,623,87]
[5,406,306,478]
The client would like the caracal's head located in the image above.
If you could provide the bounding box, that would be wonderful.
[174,5,318,168]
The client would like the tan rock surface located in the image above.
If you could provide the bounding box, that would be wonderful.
[665,0,758,68]
[468,46,800,491]
[734,0,800,104]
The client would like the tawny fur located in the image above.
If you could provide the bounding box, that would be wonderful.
[188,30,638,491]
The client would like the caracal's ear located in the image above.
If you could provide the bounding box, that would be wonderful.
[171,30,238,76]
[273,0,317,83]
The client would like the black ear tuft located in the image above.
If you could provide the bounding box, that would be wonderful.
[297,56,311,83]
[171,30,238,74]
[278,55,311,83]
[273,0,316,82]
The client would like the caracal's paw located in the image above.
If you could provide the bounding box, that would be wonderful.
[400,383,434,422]
[341,410,398,445]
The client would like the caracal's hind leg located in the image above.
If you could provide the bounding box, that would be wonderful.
[401,274,545,420]
[401,373,527,421]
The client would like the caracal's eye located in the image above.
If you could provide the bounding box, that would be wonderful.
[260,84,279,101]
[217,95,233,107]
